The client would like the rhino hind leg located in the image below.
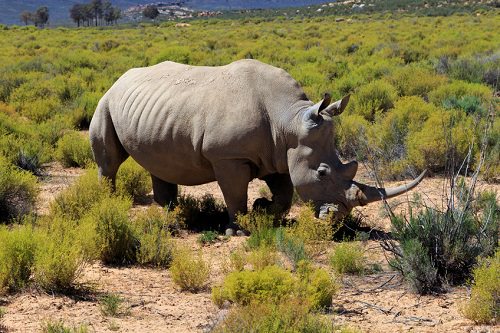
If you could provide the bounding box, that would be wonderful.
[151,174,178,208]
[89,100,129,189]
[253,173,293,218]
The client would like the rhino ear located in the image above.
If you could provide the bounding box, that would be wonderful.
[311,93,332,117]
[321,94,350,117]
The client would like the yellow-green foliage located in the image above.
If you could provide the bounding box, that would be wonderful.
[86,196,137,265]
[50,168,111,221]
[247,246,278,271]
[133,206,179,267]
[169,246,210,292]
[291,204,337,243]
[116,158,152,201]
[388,66,447,98]
[330,242,365,275]
[351,79,397,122]
[213,263,336,310]
[407,109,474,171]
[429,80,492,107]
[462,250,499,324]
[336,113,370,159]
[33,217,91,291]
[212,301,336,333]
[56,131,93,168]
[238,211,276,249]
[0,155,38,222]
[0,225,36,293]
[100,293,125,317]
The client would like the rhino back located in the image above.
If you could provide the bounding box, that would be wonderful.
[105,60,306,185]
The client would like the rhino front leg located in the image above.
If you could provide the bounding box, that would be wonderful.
[151,174,178,208]
[253,173,293,218]
[213,160,252,236]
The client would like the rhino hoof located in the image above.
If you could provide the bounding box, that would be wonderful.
[236,229,246,236]
[225,228,235,237]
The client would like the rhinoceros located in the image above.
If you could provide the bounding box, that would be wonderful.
[89,59,425,234]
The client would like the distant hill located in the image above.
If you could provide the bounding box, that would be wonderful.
[0,0,330,25]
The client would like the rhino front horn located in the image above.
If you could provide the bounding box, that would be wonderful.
[347,170,427,207]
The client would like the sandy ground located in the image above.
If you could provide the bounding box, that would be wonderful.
[1,162,498,333]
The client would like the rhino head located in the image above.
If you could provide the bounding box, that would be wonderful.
[287,93,426,219]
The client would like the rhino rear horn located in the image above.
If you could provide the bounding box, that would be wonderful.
[322,94,350,117]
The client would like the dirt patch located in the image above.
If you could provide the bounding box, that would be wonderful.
[2,163,498,332]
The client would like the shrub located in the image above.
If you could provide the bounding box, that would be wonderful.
[352,80,397,122]
[462,250,499,324]
[330,242,365,275]
[134,207,177,267]
[41,321,89,333]
[0,225,36,293]
[385,186,498,294]
[33,217,92,292]
[336,114,370,159]
[388,66,446,98]
[429,81,492,107]
[100,293,125,317]
[238,211,276,249]
[297,260,338,310]
[55,131,93,168]
[0,156,38,222]
[291,205,337,243]
[406,109,474,171]
[198,230,219,245]
[275,228,308,269]
[169,246,210,292]
[50,168,111,221]
[87,196,138,265]
[211,301,335,333]
[247,246,278,271]
[178,194,227,231]
[116,158,151,201]
[213,264,336,310]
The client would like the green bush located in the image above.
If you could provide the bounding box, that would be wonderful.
[116,158,151,201]
[238,211,276,249]
[213,263,336,310]
[0,225,36,293]
[330,242,365,275]
[55,131,93,168]
[169,246,210,292]
[429,80,492,107]
[33,217,92,291]
[212,301,335,333]
[247,246,278,271]
[134,207,178,267]
[388,66,446,98]
[177,194,227,231]
[336,114,370,159]
[41,321,89,333]
[387,187,498,294]
[198,230,219,245]
[86,196,138,265]
[100,293,125,317]
[352,80,397,122]
[275,228,308,269]
[462,250,499,324]
[0,156,38,222]
[50,168,111,221]
[291,205,337,243]
[406,109,474,171]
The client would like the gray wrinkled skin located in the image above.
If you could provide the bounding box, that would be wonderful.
[90,59,425,233]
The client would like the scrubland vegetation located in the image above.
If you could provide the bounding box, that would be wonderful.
[0,10,498,332]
